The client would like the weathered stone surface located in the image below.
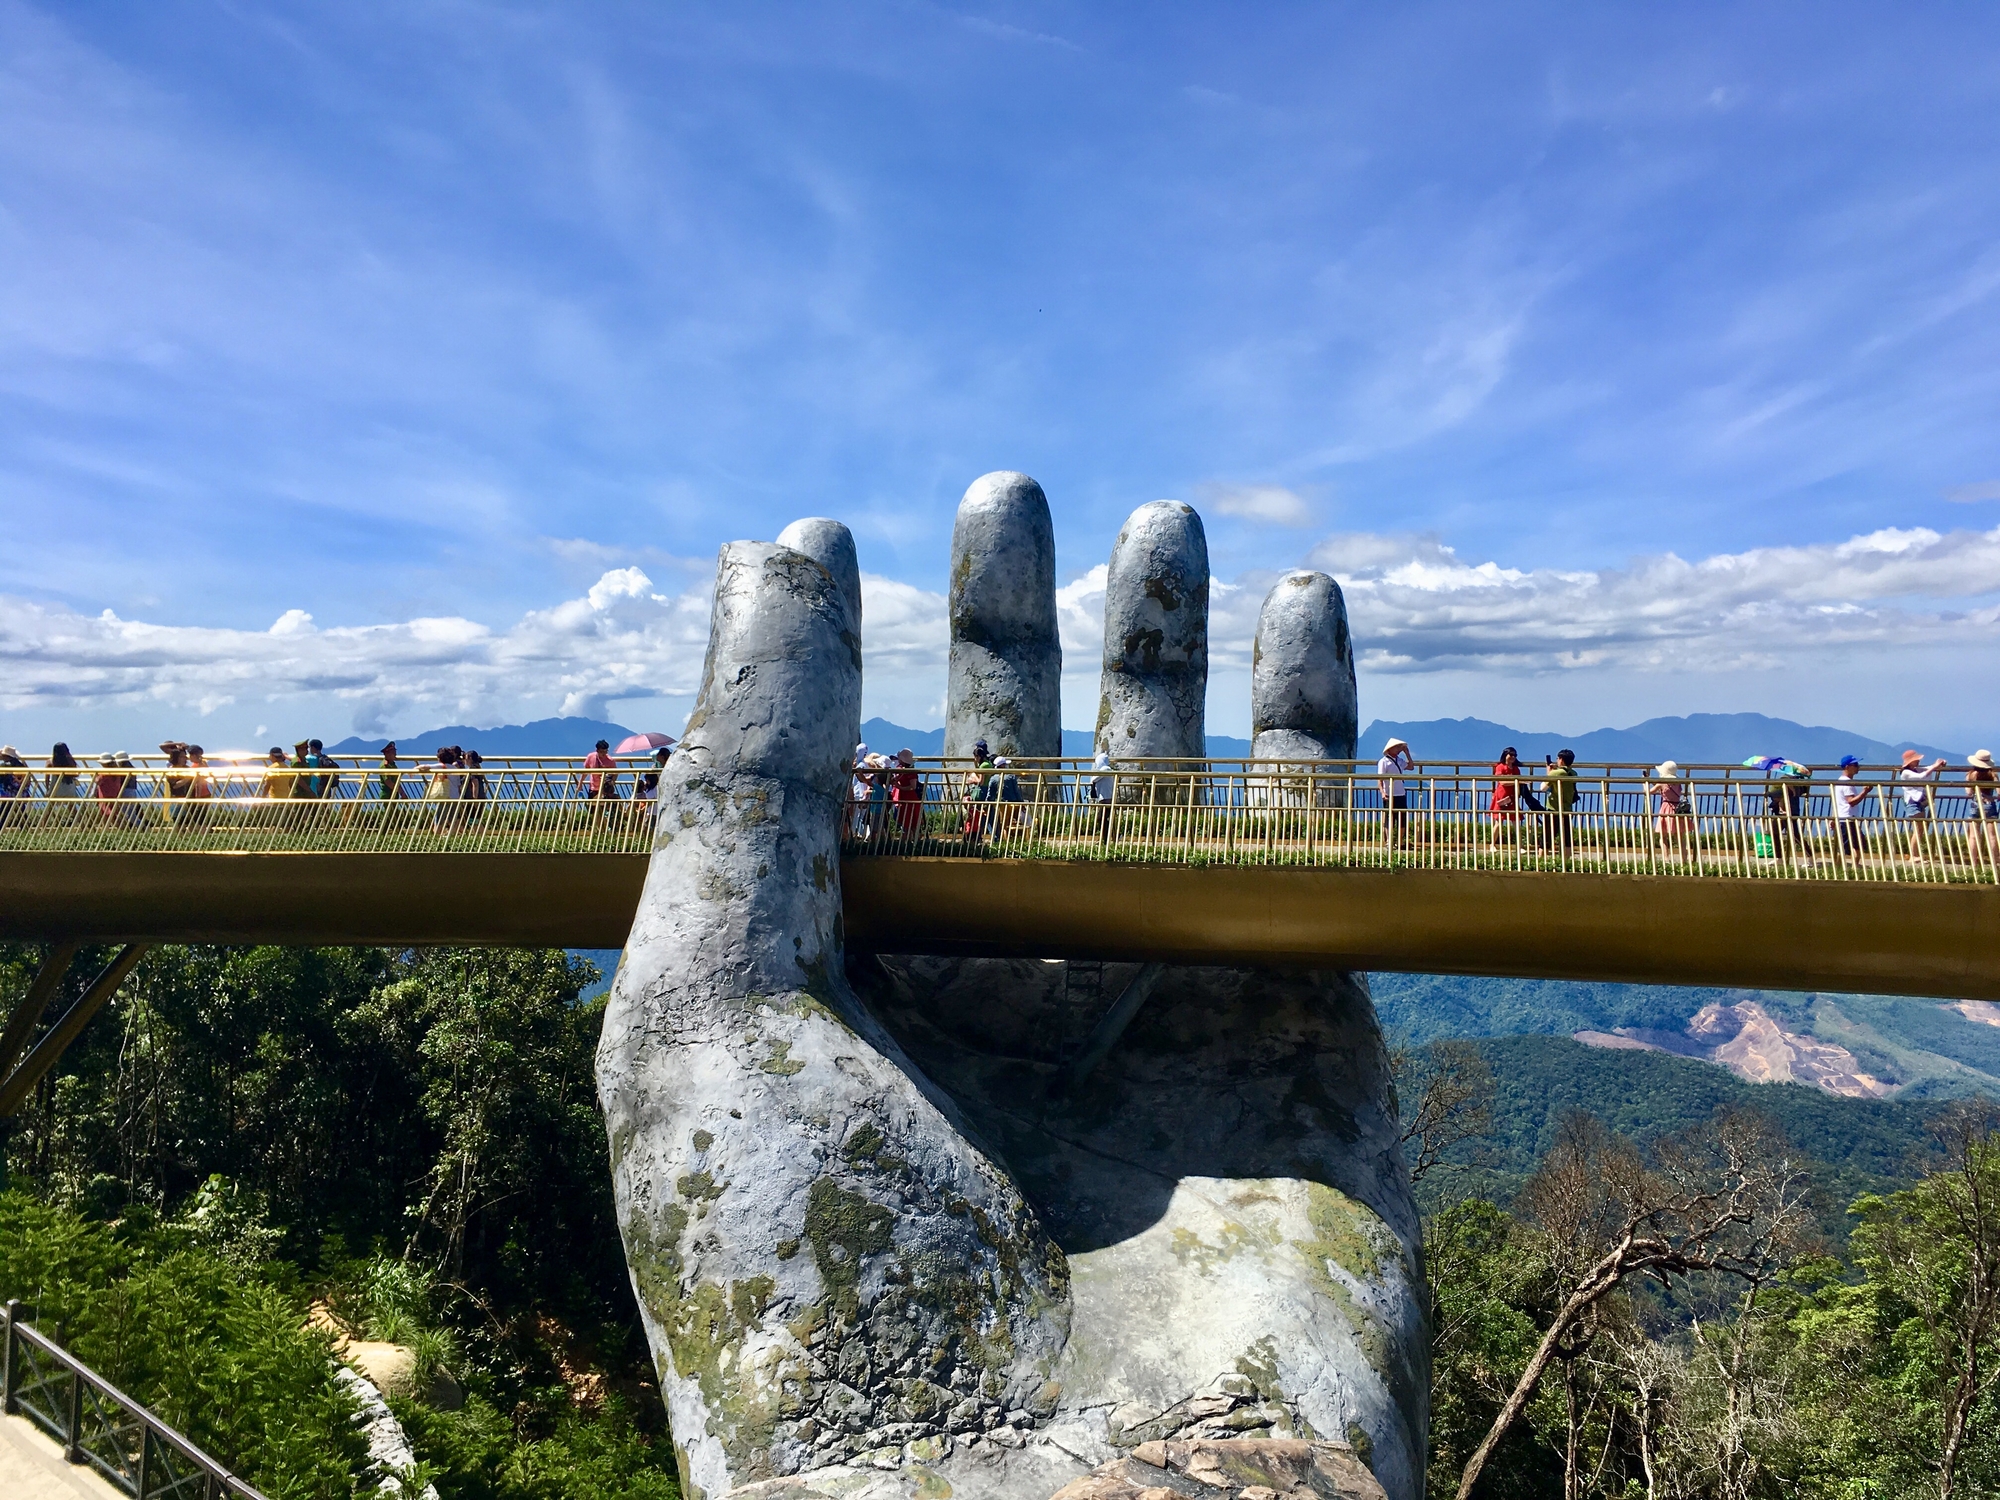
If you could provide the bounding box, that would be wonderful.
[851,958,1427,1500]
[597,533,1070,1500]
[1050,1437,1387,1500]
[776,518,862,631]
[600,513,1424,1500]
[1096,501,1208,760]
[1250,572,1356,763]
[946,472,1061,760]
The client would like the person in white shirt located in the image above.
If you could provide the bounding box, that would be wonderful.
[1086,750,1114,832]
[1899,748,1948,863]
[1832,755,1870,862]
[1377,737,1414,848]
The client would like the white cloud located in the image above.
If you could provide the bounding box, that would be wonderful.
[7,524,1999,736]
[1052,523,2000,683]
[0,569,712,725]
[1203,484,1312,527]
[1309,524,2000,675]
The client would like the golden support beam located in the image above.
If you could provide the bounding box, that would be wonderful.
[841,857,2000,1001]
[0,944,149,1116]
[4,851,1998,1000]
[0,941,79,1080]
[0,853,647,948]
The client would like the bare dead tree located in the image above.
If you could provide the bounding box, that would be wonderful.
[1393,1038,1495,1186]
[1454,1109,1813,1500]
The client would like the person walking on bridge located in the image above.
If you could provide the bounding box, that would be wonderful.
[889,748,924,839]
[1900,748,1948,864]
[1647,761,1690,863]
[1833,755,1870,864]
[1759,756,1813,868]
[378,743,404,804]
[0,745,24,830]
[182,744,214,828]
[259,746,294,808]
[987,757,1025,843]
[1377,737,1413,851]
[1490,747,1525,853]
[582,739,618,831]
[1542,749,1579,858]
[1967,750,1999,870]
[1087,749,1114,835]
[46,744,80,807]
[961,740,994,845]
[459,750,489,830]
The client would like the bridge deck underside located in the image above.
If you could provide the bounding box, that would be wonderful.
[3,852,1995,1000]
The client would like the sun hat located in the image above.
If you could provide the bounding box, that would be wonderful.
[1902,748,1923,766]
[1383,737,1409,754]
[1654,760,1681,779]
[1971,750,1997,770]
[0,746,15,758]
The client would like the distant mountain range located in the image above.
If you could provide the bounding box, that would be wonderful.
[1358,712,1960,767]
[335,710,1965,764]
[326,716,645,757]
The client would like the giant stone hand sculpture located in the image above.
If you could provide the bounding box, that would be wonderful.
[599,504,1427,1500]
[597,535,1069,1500]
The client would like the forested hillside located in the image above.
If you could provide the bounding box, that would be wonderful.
[0,942,677,1500]
[1375,971,2000,1098]
[1426,1035,1932,1225]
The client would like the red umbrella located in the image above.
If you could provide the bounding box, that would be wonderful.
[614,732,676,754]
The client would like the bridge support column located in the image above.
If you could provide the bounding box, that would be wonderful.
[0,944,149,1118]
[0,941,80,1083]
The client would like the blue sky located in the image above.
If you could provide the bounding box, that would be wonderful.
[5,2,2000,753]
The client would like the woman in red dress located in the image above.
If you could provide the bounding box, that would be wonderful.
[1490,746,1524,825]
[889,748,924,837]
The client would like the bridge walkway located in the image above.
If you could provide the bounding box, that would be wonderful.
[0,757,1994,999]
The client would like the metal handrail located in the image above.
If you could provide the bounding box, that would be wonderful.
[0,767,660,855]
[2,757,1994,884]
[838,765,2000,886]
[1,1299,270,1500]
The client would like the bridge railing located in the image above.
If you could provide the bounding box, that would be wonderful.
[840,760,2000,884]
[0,764,657,854]
[3,755,1993,883]
[2,1300,270,1500]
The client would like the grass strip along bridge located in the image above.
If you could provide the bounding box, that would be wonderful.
[1,753,1996,1003]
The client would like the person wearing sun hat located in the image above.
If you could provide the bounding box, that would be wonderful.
[1645,760,1692,859]
[1900,747,1949,862]
[1377,736,1414,848]
[1967,749,1999,866]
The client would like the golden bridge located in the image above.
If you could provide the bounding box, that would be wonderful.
[2,752,1996,1004]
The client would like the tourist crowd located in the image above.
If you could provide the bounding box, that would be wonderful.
[0,735,675,827]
